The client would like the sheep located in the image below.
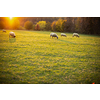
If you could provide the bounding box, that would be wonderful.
[72,33,79,37]
[3,29,6,32]
[61,33,67,37]
[50,32,58,39]
[9,32,16,38]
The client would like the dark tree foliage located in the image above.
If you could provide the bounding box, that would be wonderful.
[0,17,100,35]
[24,21,33,30]
[45,22,51,31]
[33,24,36,30]
[17,17,60,27]
[35,24,40,30]
[0,21,5,29]
[64,17,74,32]
[77,17,100,35]
[60,17,75,33]
[51,21,56,32]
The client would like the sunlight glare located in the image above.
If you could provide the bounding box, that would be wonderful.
[10,17,13,19]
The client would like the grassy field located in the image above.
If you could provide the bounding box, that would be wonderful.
[0,30,100,84]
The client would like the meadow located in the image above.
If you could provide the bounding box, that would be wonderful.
[0,30,100,84]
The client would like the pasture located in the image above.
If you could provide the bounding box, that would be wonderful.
[0,30,100,84]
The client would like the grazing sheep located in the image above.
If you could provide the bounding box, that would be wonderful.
[9,32,16,38]
[72,33,79,37]
[3,29,6,32]
[61,33,67,37]
[50,32,58,39]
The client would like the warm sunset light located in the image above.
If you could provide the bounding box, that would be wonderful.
[10,17,13,19]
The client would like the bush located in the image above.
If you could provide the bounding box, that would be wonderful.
[36,21,46,30]
[24,21,33,30]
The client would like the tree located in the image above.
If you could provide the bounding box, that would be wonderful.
[45,22,51,31]
[56,18,63,32]
[51,21,56,31]
[24,21,33,30]
[79,17,93,34]
[62,20,67,32]
[36,21,46,30]
[35,24,40,30]
[75,17,81,33]
[63,17,75,32]
[74,17,100,35]
[0,21,5,29]
[33,24,36,30]
[91,17,100,35]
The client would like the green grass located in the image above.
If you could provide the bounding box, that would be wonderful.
[0,30,100,84]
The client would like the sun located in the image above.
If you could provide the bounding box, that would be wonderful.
[10,17,13,19]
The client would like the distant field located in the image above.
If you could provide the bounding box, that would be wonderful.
[0,30,100,84]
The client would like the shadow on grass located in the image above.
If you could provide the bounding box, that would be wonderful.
[0,70,28,84]
[58,39,77,45]
[9,38,16,43]
[0,76,29,84]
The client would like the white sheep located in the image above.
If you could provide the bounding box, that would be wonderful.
[3,29,6,32]
[72,33,79,37]
[9,32,16,38]
[50,32,58,39]
[61,33,67,37]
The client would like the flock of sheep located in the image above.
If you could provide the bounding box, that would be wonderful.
[50,32,79,39]
[2,29,79,39]
[3,29,16,38]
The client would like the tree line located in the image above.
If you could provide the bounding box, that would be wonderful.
[0,17,100,35]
